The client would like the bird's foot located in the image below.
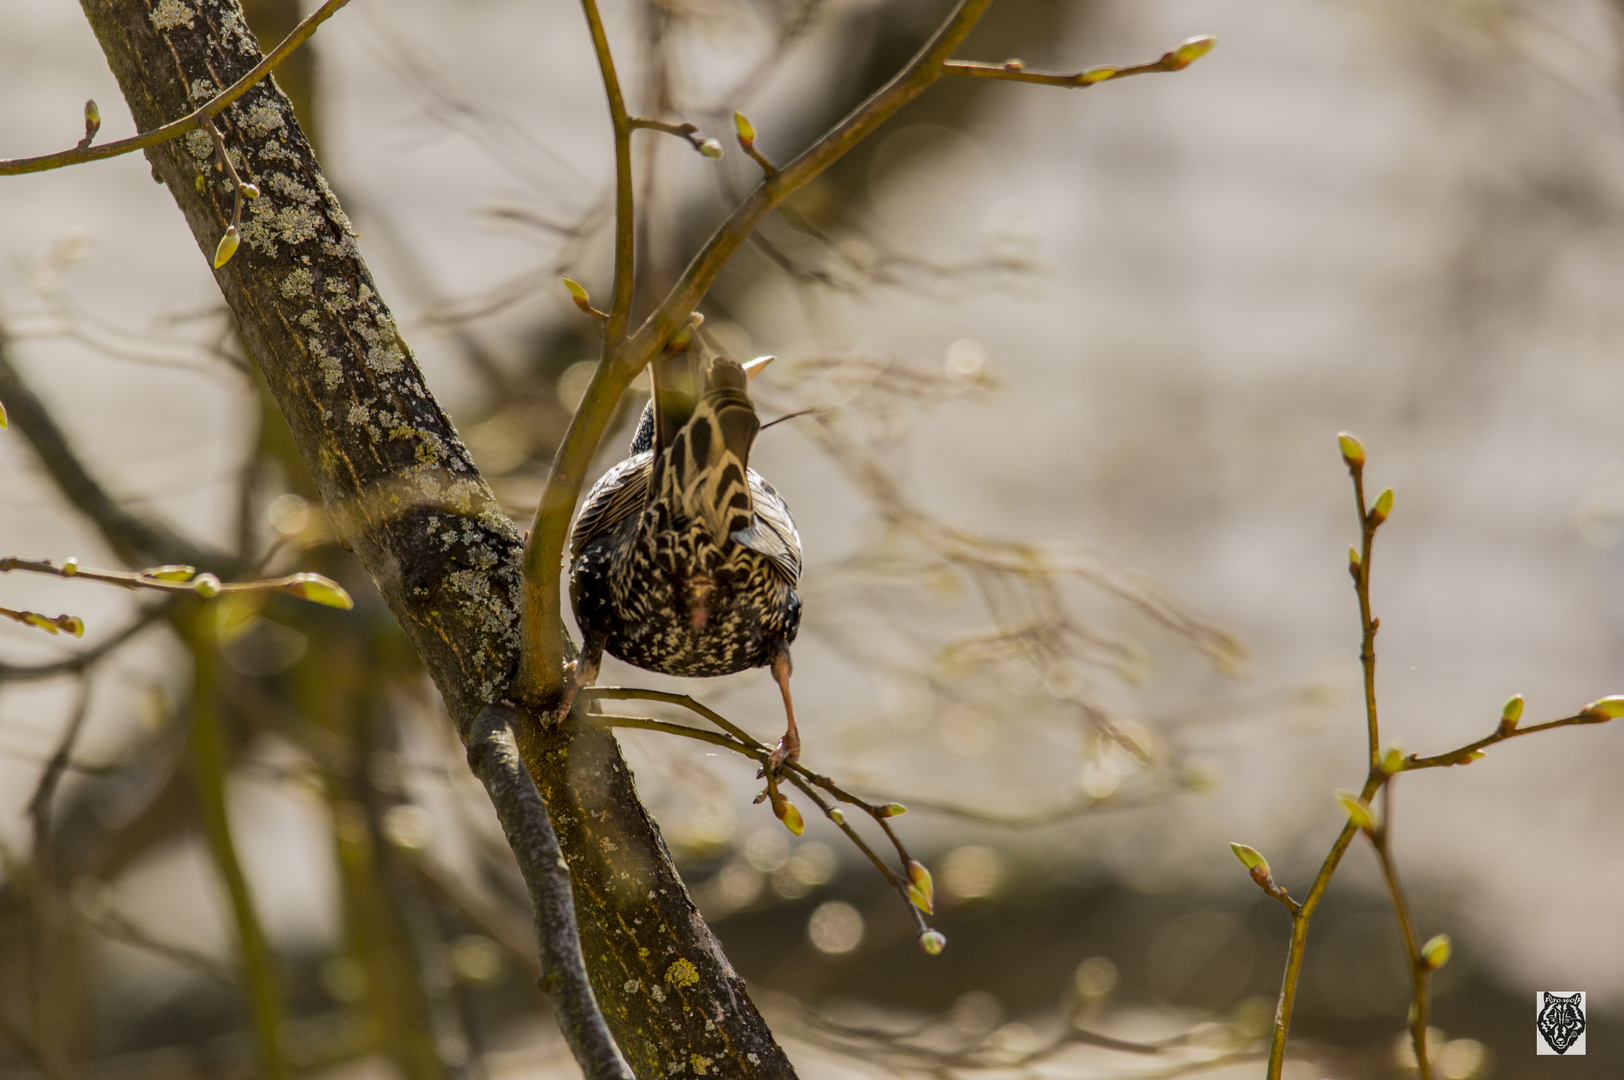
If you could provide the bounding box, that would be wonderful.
[766,729,800,777]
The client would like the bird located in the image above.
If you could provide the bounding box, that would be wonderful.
[565,337,805,772]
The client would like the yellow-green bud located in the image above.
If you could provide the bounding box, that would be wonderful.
[878,802,907,818]
[1230,842,1268,874]
[1583,695,1624,720]
[906,860,934,914]
[283,572,354,610]
[1335,790,1376,831]
[1381,743,1405,775]
[60,615,85,638]
[24,612,60,635]
[239,182,260,200]
[733,111,756,143]
[0,397,7,429]
[212,225,240,269]
[1348,545,1361,579]
[144,565,197,581]
[1080,65,1117,84]
[697,138,723,159]
[84,99,101,128]
[1370,487,1394,526]
[918,929,946,955]
[829,808,844,826]
[1168,35,1217,68]
[1500,694,1523,732]
[61,558,78,577]
[773,796,804,837]
[1337,431,1366,469]
[192,573,222,599]
[1421,933,1451,971]
[562,276,594,314]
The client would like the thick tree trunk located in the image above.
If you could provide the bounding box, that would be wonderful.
[73,1,793,1074]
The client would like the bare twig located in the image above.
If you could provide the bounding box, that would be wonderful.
[941,36,1215,89]
[0,0,352,177]
[464,706,631,1080]
[0,601,172,684]
[2,556,352,609]
[629,117,722,159]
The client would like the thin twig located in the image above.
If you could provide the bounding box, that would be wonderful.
[1370,783,1432,1080]
[940,36,1215,89]
[0,0,352,176]
[464,706,631,1080]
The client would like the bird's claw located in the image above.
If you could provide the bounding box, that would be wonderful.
[766,733,800,777]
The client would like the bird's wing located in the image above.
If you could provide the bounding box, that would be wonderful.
[731,470,802,584]
[570,451,652,558]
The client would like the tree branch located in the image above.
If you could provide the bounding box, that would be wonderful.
[465,707,630,1080]
[0,0,350,176]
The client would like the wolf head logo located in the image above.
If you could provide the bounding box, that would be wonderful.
[1538,992,1585,1054]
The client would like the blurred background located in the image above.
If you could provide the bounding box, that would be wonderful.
[3,0,1623,1076]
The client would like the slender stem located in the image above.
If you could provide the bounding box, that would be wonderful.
[1371,783,1432,1080]
[0,0,351,176]
[579,0,636,346]
[1402,710,1600,770]
[1350,465,1381,770]
[184,614,292,1080]
[941,47,1202,88]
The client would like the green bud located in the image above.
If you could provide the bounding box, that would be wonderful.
[239,182,260,200]
[697,138,724,159]
[1348,545,1361,578]
[192,572,222,599]
[24,612,60,635]
[1421,933,1451,970]
[1230,842,1268,874]
[878,802,907,818]
[1370,487,1394,525]
[918,929,946,955]
[283,572,354,610]
[84,99,101,128]
[144,565,197,582]
[773,796,804,837]
[1337,431,1366,469]
[1583,695,1624,720]
[0,396,7,428]
[1335,790,1376,831]
[733,111,756,143]
[61,558,78,577]
[212,225,240,269]
[1080,65,1117,84]
[1500,694,1523,732]
[60,615,85,638]
[829,808,844,826]
[906,860,934,914]
[1381,743,1405,775]
[1169,35,1217,68]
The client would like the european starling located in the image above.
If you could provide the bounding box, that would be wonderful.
[566,345,804,770]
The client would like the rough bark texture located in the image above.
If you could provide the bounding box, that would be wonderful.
[73,0,794,1075]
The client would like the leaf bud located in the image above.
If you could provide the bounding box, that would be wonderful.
[24,612,60,635]
[1334,790,1376,831]
[562,277,598,316]
[1499,694,1523,733]
[1420,933,1451,971]
[192,572,222,599]
[283,572,354,610]
[213,225,240,269]
[1337,431,1366,469]
[1583,695,1624,720]
[1348,545,1361,579]
[773,795,804,837]
[1169,35,1217,68]
[918,929,947,955]
[878,802,907,818]
[144,565,197,581]
[906,860,934,914]
[1230,842,1268,874]
[829,808,844,826]
[1080,65,1117,84]
[1369,487,1394,526]
[697,138,724,159]
[239,182,260,200]
[0,397,7,428]
[59,615,85,638]
[733,111,756,144]
[84,99,101,130]
[1380,742,1405,775]
[61,558,79,577]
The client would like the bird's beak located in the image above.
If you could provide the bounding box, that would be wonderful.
[742,355,775,382]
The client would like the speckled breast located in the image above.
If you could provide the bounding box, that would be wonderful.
[569,508,801,679]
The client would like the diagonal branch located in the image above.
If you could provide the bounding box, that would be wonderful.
[0,0,350,176]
